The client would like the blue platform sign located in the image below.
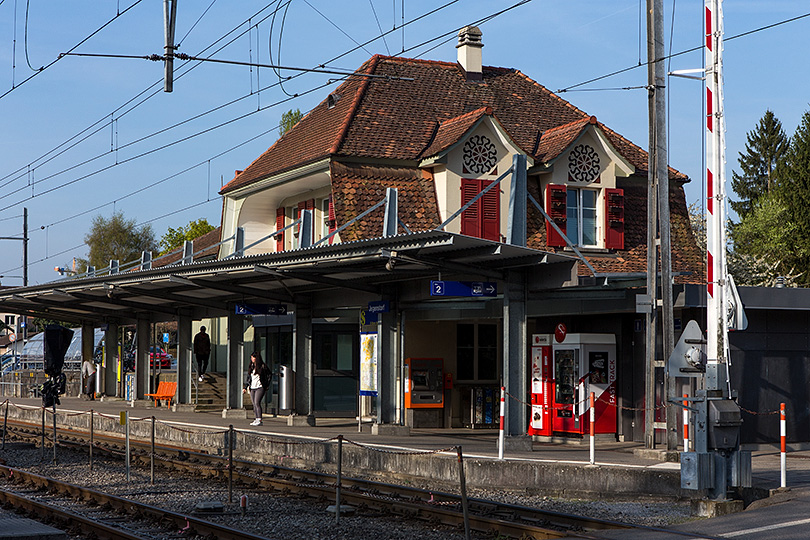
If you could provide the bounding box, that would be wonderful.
[367,300,390,313]
[430,280,497,297]
[235,303,287,316]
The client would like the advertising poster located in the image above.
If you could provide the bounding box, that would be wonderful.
[359,332,378,396]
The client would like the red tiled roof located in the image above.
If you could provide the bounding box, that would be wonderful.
[152,226,222,268]
[221,53,698,281]
[222,55,686,196]
[330,161,440,241]
[420,106,491,159]
[535,117,595,163]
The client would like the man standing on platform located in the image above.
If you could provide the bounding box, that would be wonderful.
[81,357,96,400]
[194,326,211,382]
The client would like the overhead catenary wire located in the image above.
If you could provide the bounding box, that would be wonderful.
[558,9,810,93]
[0,0,458,192]
[2,0,531,279]
[0,0,146,100]
[0,0,465,210]
[0,0,292,192]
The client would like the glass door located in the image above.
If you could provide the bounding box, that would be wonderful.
[313,325,358,416]
[552,347,581,433]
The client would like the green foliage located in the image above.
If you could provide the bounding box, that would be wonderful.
[31,318,68,333]
[730,110,788,219]
[80,212,157,270]
[159,218,216,254]
[730,193,802,286]
[279,108,303,136]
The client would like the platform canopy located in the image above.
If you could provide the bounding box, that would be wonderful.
[0,231,575,325]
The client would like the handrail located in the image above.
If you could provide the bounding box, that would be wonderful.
[314,198,386,247]
[527,192,598,278]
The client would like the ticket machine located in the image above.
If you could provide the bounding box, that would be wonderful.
[404,358,444,408]
[529,333,616,437]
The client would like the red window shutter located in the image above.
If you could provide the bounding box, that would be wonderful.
[275,207,285,252]
[481,180,500,241]
[460,178,480,238]
[327,195,336,244]
[605,188,624,250]
[306,198,315,210]
[545,184,567,247]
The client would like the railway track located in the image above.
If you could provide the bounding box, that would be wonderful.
[0,418,717,540]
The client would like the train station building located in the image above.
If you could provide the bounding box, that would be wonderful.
[0,27,804,446]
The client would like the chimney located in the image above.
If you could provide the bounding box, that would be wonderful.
[456,25,483,81]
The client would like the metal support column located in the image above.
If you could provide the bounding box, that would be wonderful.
[136,319,150,398]
[225,313,245,411]
[377,307,397,424]
[177,315,192,404]
[503,270,528,436]
[295,306,313,420]
[104,323,119,397]
[507,154,527,247]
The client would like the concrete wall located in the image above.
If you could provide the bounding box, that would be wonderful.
[4,404,687,500]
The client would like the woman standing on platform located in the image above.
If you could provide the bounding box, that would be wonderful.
[244,351,270,426]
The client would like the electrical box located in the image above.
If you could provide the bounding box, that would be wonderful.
[708,399,742,450]
[404,358,444,409]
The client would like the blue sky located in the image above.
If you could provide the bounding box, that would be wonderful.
[0,1,807,285]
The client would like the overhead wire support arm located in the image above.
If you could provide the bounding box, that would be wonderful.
[58,52,415,81]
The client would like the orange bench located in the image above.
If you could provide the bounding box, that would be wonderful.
[145,381,177,407]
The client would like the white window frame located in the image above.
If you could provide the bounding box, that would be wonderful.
[566,188,600,248]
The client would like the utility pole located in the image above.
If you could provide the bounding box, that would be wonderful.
[645,0,675,449]
[0,208,29,340]
[22,207,28,341]
[163,0,178,93]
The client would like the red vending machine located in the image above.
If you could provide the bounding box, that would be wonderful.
[528,334,552,436]
[529,333,617,437]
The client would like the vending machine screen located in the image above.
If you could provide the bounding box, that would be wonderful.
[555,350,577,405]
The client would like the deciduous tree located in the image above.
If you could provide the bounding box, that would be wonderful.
[80,212,157,270]
[159,218,216,254]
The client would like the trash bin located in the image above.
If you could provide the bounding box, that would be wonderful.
[279,365,295,411]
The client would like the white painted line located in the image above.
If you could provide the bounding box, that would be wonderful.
[722,517,810,537]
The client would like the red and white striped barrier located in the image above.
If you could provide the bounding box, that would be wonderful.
[683,394,689,452]
[498,386,505,460]
[781,402,786,488]
[589,392,595,465]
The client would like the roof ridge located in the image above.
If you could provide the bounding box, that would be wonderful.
[514,70,589,120]
[541,115,593,135]
[439,106,492,127]
[330,55,381,155]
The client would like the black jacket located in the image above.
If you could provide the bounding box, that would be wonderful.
[244,364,271,390]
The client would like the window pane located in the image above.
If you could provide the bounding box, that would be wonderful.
[478,347,497,380]
[336,334,354,371]
[457,348,475,380]
[566,189,579,245]
[314,334,333,370]
[582,190,597,246]
[457,324,474,348]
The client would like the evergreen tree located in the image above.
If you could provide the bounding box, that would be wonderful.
[730,110,788,219]
[776,110,810,285]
